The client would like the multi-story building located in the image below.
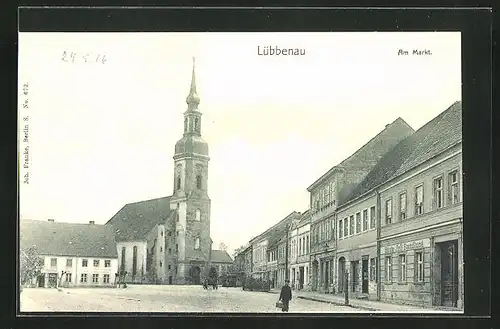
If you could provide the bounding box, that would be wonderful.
[20,219,118,288]
[289,210,311,291]
[249,211,300,281]
[341,101,463,308]
[307,118,414,293]
[106,59,225,285]
[276,234,288,288]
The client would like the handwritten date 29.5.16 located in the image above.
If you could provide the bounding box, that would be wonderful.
[61,51,107,64]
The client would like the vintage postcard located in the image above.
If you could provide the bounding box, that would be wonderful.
[18,31,463,314]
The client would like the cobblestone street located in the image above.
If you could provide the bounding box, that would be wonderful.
[20,285,358,313]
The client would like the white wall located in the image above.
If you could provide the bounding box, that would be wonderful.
[39,254,118,287]
[117,241,148,280]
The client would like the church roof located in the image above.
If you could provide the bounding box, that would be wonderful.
[211,249,233,263]
[106,196,174,242]
[20,219,118,258]
[343,101,462,205]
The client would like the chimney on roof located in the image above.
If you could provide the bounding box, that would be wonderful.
[47,219,54,222]
[89,221,95,224]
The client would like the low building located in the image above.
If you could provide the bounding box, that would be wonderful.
[20,219,118,288]
[211,250,233,276]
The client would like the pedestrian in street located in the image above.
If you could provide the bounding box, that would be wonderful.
[278,279,292,312]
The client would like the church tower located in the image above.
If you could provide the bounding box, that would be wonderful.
[170,58,212,284]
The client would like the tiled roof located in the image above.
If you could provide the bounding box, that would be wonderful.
[211,249,233,263]
[343,101,462,205]
[20,219,118,258]
[106,196,174,242]
[308,117,415,191]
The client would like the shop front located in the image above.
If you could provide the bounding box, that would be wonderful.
[380,222,463,309]
[336,244,377,299]
[311,250,335,294]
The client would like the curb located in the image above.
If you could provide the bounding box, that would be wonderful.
[266,290,377,311]
[296,296,378,311]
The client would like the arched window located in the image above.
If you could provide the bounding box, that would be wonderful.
[176,176,181,190]
[184,117,188,132]
[196,175,202,189]
[194,118,199,132]
[194,237,200,250]
[195,209,201,221]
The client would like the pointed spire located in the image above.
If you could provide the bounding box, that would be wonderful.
[186,57,200,109]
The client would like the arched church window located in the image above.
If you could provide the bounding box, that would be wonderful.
[196,175,202,189]
[176,176,181,190]
[184,117,188,132]
[194,118,199,132]
[195,209,201,221]
[195,237,200,250]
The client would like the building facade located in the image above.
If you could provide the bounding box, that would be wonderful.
[107,58,224,285]
[20,219,118,288]
[289,210,311,291]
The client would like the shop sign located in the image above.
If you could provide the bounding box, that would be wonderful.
[383,239,430,254]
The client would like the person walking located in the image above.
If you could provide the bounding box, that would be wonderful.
[278,279,292,312]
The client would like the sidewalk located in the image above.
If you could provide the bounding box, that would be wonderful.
[268,289,462,313]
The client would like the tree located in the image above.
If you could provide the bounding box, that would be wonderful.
[20,246,44,287]
[219,242,227,251]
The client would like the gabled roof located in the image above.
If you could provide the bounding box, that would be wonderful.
[20,219,118,258]
[343,101,462,205]
[249,211,300,244]
[211,249,233,263]
[307,117,415,191]
[106,196,174,242]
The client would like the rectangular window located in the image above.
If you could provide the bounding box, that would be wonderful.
[50,258,57,267]
[66,258,72,267]
[103,274,110,283]
[370,258,377,281]
[385,256,392,282]
[349,215,354,236]
[306,235,309,253]
[65,273,72,282]
[82,259,88,267]
[105,260,111,267]
[370,206,376,229]
[399,255,407,282]
[168,248,172,254]
[433,177,444,209]
[92,273,99,283]
[385,199,392,224]
[80,273,88,283]
[362,209,368,231]
[449,170,460,204]
[399,192,407,220]
[355,212,361,233]
[415,252,424,282]
[93,259,100,267]
[415,185,424,215]
[339,219,343,238]
[176,244,178,252]
[343,219,348,238]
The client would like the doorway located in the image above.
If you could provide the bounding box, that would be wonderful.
[362,258,369,294]
[168,276,173,284]
[48,273,57,288]
[192,266,201,285]
[441,240,458,307]
[324,261,329,290]
[338,257,345,293]
[299,267,304,290]
[37,274,45,288]
[311,260,318,291]
[351,261,359,292]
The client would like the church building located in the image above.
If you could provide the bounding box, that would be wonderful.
[106,58,215,285]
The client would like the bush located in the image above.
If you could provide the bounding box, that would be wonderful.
[242,277,270,292]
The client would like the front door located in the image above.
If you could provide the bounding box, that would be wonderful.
[441,241,458,307]
[362,259,369,293]
[48,273,57,288]
[192,266,201,285]
[351,261,359,292]
[338,258,345,293]
[168,276,172,284]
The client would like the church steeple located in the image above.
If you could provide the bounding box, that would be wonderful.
[186,57,200,110]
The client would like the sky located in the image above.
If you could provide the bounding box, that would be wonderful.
[18,32,461,255]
